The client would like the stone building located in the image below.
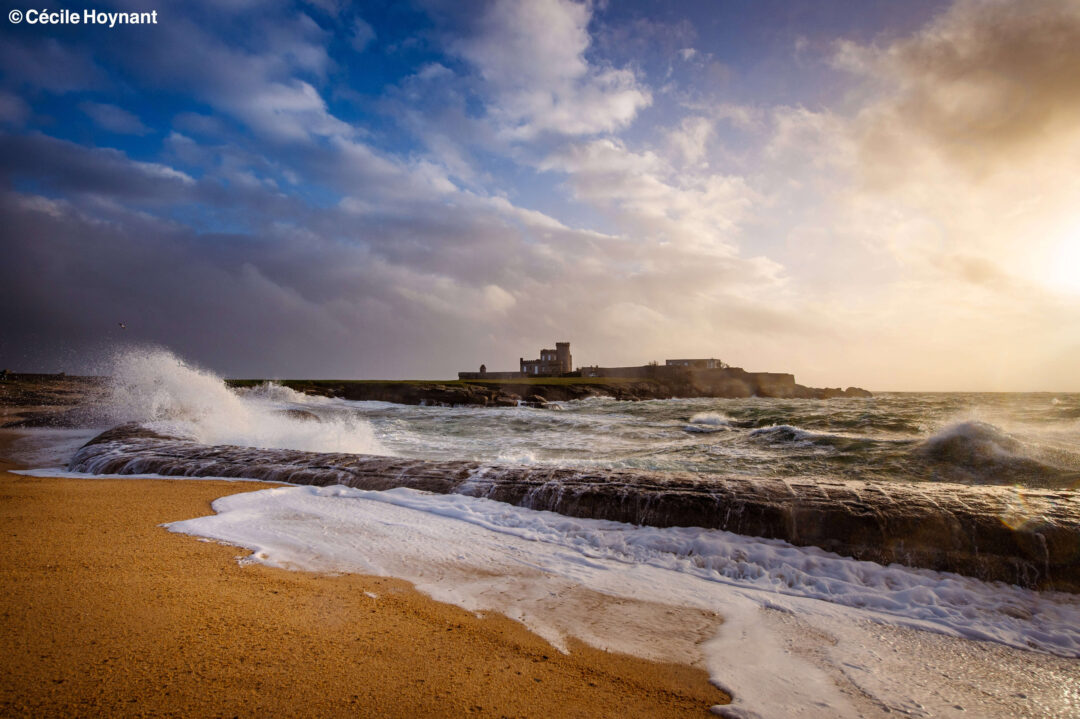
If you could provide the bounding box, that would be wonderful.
[457,342,574,380]
[665,358,728,369]
[520,342,572,376]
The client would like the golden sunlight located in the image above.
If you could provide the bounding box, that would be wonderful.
[1046,232,1080,295]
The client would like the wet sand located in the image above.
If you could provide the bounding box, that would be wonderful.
[0,442,727,717]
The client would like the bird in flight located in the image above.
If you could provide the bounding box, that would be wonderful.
[118,322,126,330]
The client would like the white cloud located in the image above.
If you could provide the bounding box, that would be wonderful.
[79,102,152,135]
[109,12,343,144]
[132,161,196,185]
[766,106,852,169]
[482,284,517,313]
[225,80,351,141]
[541,137,756,253]
[666,116,713,165]
[454,0,651,138]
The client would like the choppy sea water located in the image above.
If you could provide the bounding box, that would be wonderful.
[329,391,1080,489]
[9,349,1080,719]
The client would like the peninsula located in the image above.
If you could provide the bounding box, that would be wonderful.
[231,341,871,407]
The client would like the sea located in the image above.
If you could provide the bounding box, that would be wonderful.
[8,349,1080,719]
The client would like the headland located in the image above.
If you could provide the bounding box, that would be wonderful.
[230,341,871,407]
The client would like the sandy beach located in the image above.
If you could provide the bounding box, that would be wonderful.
[0,442,727,717]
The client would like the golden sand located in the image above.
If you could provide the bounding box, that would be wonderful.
[0,445,727,717]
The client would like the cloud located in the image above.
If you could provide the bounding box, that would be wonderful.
[0,37,106,93]
[2,0,1075,389]
[0,118,798,380]
[0,133,195,202]
[351,17,377,52]
[765,105,852,169]
[79,102,152,135]
[748,0,1080,389]
[453,0,651,138]
[99,11,344,143]
[0,92,29,126]
[541,137,758,254]
[227,79,350,141]
[838,0,1080,179]
[666,116,713,165]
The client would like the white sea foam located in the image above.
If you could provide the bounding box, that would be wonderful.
[233,380,332,405]
[689,412,731,426]
[103,348,384,455]
[685,412,732,434]
[167,484,1080,719]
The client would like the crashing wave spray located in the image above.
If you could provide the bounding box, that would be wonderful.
[103,348,384,455]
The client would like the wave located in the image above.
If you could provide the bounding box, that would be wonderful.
[749,424,821,444]
[683,412,731,433]
[917,421,1023,463]
[747,424,884,453]
[171,484,1080,659]
[233,380,333,406]
[68,422,1080,591]
[914,421,1077,487]
[102,348,384,455]
[689,412,730,426]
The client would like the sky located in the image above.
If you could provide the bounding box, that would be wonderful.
[0,0,1078,390]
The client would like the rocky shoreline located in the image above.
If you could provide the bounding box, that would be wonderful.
[71,423,1080,591]
[228,376,872,408]
[0,371,872,430]
[0,371,872,423]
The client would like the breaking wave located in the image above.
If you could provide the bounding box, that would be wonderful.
[747,424,882,453]
[102,348,383,455]
[683,411,731,433]
[917,421,1025,465]
[914,421,1077,487]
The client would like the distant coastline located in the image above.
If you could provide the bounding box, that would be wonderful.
[0,371,871,421]
[226,374,872,408]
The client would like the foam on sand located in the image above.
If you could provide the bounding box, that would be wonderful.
[167,484,1080,719]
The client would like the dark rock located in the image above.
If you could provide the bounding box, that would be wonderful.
[70,424,1080,592]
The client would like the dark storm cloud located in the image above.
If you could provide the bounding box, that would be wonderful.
[0,36,107,93]
[0,0,832,381]
[0,133,194,202]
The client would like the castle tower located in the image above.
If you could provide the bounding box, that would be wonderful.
[555,342,572,373]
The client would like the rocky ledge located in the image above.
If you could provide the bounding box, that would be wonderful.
[72,423,1079,592]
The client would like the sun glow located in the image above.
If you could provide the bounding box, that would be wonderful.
[1046,233,1080,295]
